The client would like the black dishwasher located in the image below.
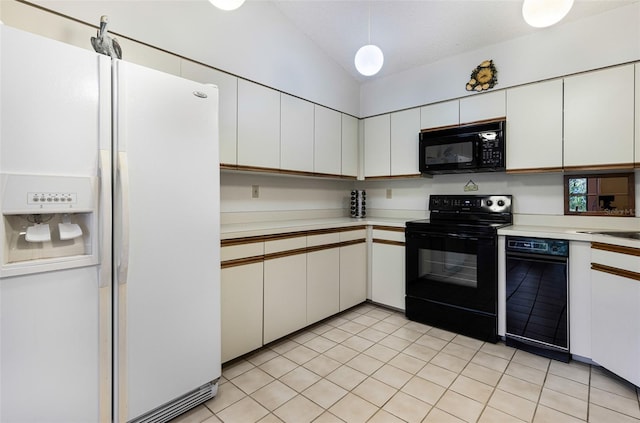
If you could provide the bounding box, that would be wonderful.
[505,236,569,362]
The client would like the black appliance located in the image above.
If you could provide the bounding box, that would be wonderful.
[419,119,505,174]
[506,236,570,362]
[405,194,512,342]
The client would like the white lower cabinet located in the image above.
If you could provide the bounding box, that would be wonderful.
[220,262,264,363]
[339,229,367,311]
[264,253,307,344]
[371,228,405,310]
[568,241,591,359]
[591,243,640,386]
[307,248,340,324]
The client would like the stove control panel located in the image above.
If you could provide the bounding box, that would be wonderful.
[429,194,512,214]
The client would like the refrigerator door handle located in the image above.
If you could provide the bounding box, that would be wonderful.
[98,150,112,288]
[117,151,130,285]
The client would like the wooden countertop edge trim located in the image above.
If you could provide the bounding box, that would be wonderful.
[221,225,369,246]
[591,263,640,282]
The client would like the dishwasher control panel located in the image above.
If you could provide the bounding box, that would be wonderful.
[506,236,568,257]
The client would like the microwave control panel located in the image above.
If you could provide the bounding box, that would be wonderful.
[479,137,504,167]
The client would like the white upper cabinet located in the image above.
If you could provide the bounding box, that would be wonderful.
[506,79,563,172]
[180,61,238,166]
[314,105,342,176]
[635,64,640,166]
[341,114,358,177]
[281,94,314,172]
[460,90,506,124]
[364,114,391,177]
[420,100,459,129]
[391,108,421,176]
[237,79,281,169]
[564,64,635,169]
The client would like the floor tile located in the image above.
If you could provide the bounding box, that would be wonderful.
[381,391,432,422]
[259,356,298,378]
[401,375,446,405]
[489,389,537,422]
[352,376,397,407]
[303,354,341,377]
[216,396,269,423]
[197,304,640,423]
[538,387,588,420]
[417,362,458,388]
[450,374,495,404]
[371,363,413,389]
[273,395,323,423]
[533,404,585,423]
[252,380,297,411]
[436,390,485,422]
[478,406,527,423]
[279,366,321,392]
[588,403,640,423]
[328,392,378,423]
[301,379,347,409]
[589,386,640,419]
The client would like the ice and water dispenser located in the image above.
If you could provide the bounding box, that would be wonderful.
[0,174,98,276]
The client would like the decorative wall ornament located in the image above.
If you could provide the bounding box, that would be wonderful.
[466,60,497,92]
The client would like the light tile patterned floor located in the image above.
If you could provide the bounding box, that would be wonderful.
[171,303,640,423]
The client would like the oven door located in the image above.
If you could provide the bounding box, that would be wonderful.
[405,228,497,313]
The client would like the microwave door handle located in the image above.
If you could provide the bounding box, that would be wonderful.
[447,233,479,241]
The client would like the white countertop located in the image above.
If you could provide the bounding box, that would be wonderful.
[221,216,640,248]
[221,217,409,239]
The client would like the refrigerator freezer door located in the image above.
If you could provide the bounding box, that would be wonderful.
[113,60,221,422]
[0,25,111,423]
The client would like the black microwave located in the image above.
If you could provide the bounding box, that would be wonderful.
[419,119,505,174]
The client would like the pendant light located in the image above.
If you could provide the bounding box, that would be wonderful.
[209,0,245,11]
[522,0,574,28]
[354,7,384,76]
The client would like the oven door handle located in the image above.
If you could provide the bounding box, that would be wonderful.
[446,233,479,241]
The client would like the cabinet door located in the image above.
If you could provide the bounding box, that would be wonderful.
[564,65,634,169]
[341,114,359,177]
[281,94,314,172]
[591,269,640,386]
[307,248,340,324]
[568,241,591,359]
[635,64,640,166]
[180,61,238,166]
[339,242,367,311]
[264,254,307,343]
[420,100,459,129]
[237,79,280,169]
[364,114,391,177]
[221,263,263,363]
[314,105,342,175]
[391,108,420,176]
[506,80,563,172]
[459,91,505,124]
[371,242,405,310]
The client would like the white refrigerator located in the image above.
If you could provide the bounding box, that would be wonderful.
[0,24,221,423]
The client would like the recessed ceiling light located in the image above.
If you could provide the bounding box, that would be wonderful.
[209,0,245,11]
[522,0,574,28]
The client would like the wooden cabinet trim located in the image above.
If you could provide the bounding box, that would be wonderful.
[591,242,640,257]
[223,226,369,247]
[373,238,405,247]
[591,263,640,282]
[221,164,357,180]
[372,225,405,232]
[506,167,564,174]
[563,163,634,172]
[264,247,309,261]
[221,255,264,269]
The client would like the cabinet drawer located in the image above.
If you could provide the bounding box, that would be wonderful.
[265,235,306,254]
[592,243,640,274]
[340,229,366,242]
[221,242,264,262]
[372,228,405,243]
[307,232,340,247]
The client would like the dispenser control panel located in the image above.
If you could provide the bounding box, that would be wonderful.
[28,192,77,205]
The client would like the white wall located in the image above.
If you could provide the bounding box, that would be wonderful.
[360,3,640,117]
[4,0,360,116]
